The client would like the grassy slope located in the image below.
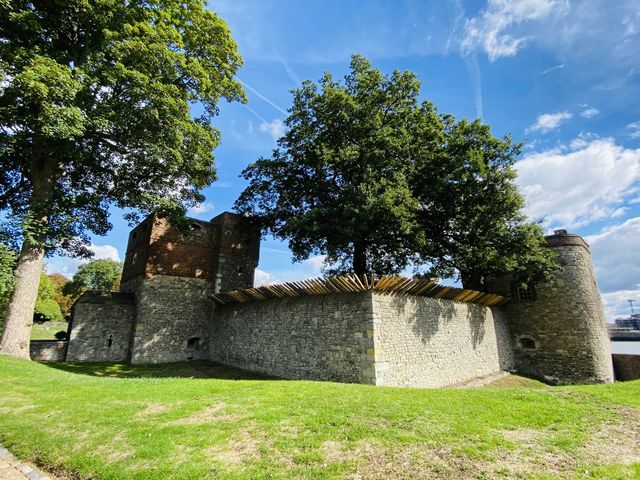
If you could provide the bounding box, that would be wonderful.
[0,356,638,480]
[30,321,68,340]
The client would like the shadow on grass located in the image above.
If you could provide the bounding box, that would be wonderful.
[41,360,282,380]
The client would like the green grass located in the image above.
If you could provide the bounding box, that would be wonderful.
[30,321,68,340]
[0,356,638,479]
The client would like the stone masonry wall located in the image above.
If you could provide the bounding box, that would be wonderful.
[129,275,214,364]
[612,354,640,381]
[66,293,135,362]
[211,292,376,383]
[372,294,514,387]
[30,340,68,362]
[493,239,614,384]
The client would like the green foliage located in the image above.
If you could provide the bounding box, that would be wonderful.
[47,273,74,317]
[33,273,64,321]
[63,259,122,296]
[236,55,556,285]
[0,244,16,327]
[34,298,63,322]
[0,0,245,255]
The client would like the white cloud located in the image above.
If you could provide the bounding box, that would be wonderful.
[580,107,600,118]
[89,244,121,262]
[303,255,327,275]
[601,289,640,322]
[259,118,285,141]
[516,138,640,227]
[526,111,573,133]
[461,0,569,61]
[627,121,640,139]
[586,218,640,292]
[254,268,278,286]
[45,244,121,278]
[187,202,215,218]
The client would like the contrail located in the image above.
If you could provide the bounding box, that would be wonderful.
[243,104,269,124]
[463,52,483,120]
[237,78,288,116]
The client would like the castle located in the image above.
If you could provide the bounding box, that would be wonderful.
[44,212,613,387]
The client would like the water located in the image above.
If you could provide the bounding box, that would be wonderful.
[610,341,640,355]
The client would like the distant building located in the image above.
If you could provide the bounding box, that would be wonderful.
[614,314,640,330]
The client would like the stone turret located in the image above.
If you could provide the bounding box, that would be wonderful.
[490,230,613,384]
[118,212,259,364]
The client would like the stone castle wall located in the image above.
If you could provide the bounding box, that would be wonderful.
[66,292,135,362]
[612,354,640,381]
[211,291,515,388]
[211,292,377,383]
[489,233,614,384]
[129,276,214,364]
[372,294,514,387]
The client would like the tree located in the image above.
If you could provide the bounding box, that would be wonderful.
[63,259,122,297]
[236,55,424,275]
[0,1,245,358]
[0,244,17,330]
[47,273,74,318]
[236,55,555,287]
[34,273,63,322]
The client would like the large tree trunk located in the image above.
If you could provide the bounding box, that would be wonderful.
[0,239,45,358]
[0,163,55,359]
[353,242,368,276]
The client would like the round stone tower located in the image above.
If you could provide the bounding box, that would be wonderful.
[492,230,614,384]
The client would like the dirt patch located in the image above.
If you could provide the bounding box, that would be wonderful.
[583,406,640,465]
[171,402,236,425]
[136,402,171,418]
[95,432,135,463]
[498,428,547,443]
[209,427,260,465]
[331,408,640,479]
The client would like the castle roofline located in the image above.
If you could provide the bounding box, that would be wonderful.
[544,229,590,252]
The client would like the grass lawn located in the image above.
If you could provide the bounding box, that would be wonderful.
[30,321,68,340]
[0,356,638,479]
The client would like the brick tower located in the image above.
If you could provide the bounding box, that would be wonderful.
[119,212,260,363]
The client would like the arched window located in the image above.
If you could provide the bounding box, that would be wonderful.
[519,337,536,350]
[186,337,200,349]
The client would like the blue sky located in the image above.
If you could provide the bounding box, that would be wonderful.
[47,0,640,320]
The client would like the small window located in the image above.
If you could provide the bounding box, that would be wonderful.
[131,252,138,265]
[187,337,200,349]
[191,223,202,231]
[516,283,536,301]
[237,266,244,274]
[519,337,536,350]
[132,230,138,239]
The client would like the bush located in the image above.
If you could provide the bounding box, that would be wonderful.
[54,330,67,340]
[34,298,64,322]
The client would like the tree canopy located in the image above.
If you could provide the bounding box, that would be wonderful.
[236,55,556,288]
[63,259,122,297]
[0,0,245,357]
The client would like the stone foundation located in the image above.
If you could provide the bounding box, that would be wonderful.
[30,340,68,362]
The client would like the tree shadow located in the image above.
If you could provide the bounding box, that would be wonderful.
[41,360,282,380]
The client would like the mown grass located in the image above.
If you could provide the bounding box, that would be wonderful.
[30,321,68,340]
[0,355,638,479]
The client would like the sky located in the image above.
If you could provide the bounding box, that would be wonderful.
[46,0,640,321]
